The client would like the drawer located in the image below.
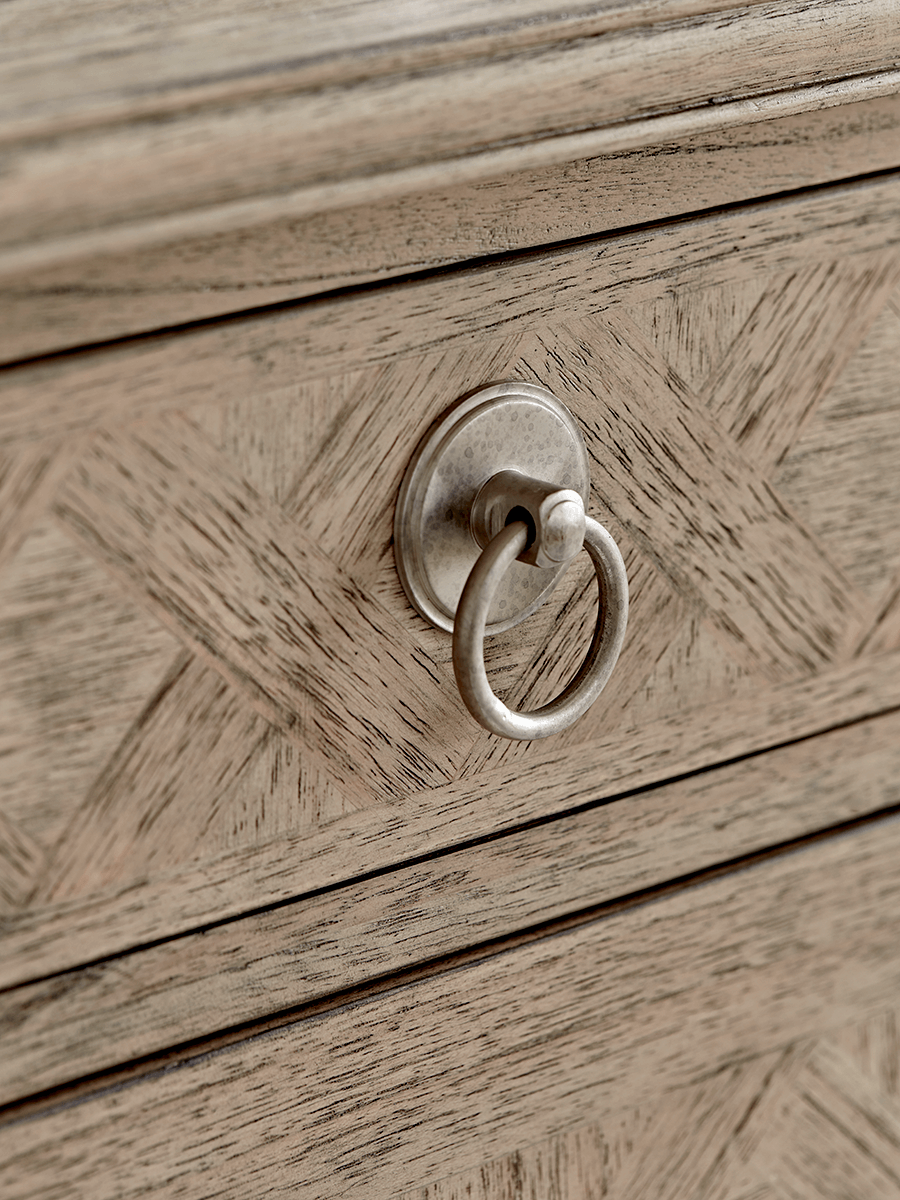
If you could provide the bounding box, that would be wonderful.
[3,174,900,913]
[4,782,900,1198]
[2,169,900,1109]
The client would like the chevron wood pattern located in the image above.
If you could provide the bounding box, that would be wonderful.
[1,234,899,966]
[392,1015,900,1200]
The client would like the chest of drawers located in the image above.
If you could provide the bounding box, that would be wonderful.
[2,3,900,1196]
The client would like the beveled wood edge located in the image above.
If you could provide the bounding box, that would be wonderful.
[0,0,786,141]
[2,69,898,280]
[2,707,899,1106]
[3,809,900,1199]
[2,645,899,993]
[7,92,899,365]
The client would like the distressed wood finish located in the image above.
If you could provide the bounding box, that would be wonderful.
[3,708,900,1105]
[3,173,899,450]
[2,3,900,1188]
[4,93,900,364]
[3,646,900,993]
[4,812,900,1199]
[393,1024,900,1200]
[1,200,899,994]
[2,0,898,275]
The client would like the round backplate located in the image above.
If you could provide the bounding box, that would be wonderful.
[394,383,590,634]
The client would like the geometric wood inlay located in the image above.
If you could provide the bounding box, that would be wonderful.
[1,244,899,930]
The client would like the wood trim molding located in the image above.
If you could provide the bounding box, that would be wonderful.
[1,0,898,272]
[4,93,900,364]
[2,171,898,449]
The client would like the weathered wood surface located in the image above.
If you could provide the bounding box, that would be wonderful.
[775,298,900,600]
[3,708,900,1105]
[3,645,900,995]
[2,173,899,449]
[1,223,898,987]
[52,416,463,805]
[4,812,900,1199]
[0,0,792,137]
[2,0,898,276]
[392,1019,900,1199]
[4,93,900,364]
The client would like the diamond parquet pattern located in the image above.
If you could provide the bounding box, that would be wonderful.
[394,1010,900,1200]
[1,256,899,916]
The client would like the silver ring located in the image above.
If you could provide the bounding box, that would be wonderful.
[452,517,629,739]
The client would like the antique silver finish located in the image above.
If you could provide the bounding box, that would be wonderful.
[393,383,590,633]
[469,470,586,569]
[394,381,629,739]
[452,515,629,739]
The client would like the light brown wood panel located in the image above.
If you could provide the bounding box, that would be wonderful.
[2,0,898,273]
[3,709,900,1105]
[775,294,900,599]
[2,208,899,987]
[0,520,180,852]
[5,94,900,363]
[0,0,788,139]
[0,441,77,571]
[702,256,900,469]
[392,1026,900,1199]
[3,172,899,450]
[0,810,44,916]
[51,415,465,807]
[3,646,900,994]
[4,813,900,1199]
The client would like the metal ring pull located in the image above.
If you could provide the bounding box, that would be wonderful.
[393,382,629,741]
[452,514,629,739]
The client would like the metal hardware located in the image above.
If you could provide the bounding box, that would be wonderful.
[453,515,628,739]
[394,383,590,634]
[394,382,628,739]
[469,469,586,569]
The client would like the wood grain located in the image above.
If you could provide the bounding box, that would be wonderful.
[5,93,900,364]
[35,653,271,904]
[703,254,900,470]
[534,314,867,679]
[775,298,900,600]
[391,1032,900,1200]
[4,708,900,1105]
[2,0,898,275]
[53,416,467,805]
[3,173,898,451]
[0,520,179,851]
[0,441,77,572]
[0,0,798,139]
[832,1009,900,1100]
[0,810,45,916]
[747,1040,900,1198]
[861,575,900,657]
[4,812,900,1199]
[2,218,898,978]
[4,642,900,995]
[390,1049,799,1200]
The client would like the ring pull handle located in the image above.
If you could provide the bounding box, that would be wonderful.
[393,382,629,741]
[453,480,628,739]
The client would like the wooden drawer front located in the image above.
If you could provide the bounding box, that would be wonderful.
[2,174,900,989]
[4,800,900,1199]
[2,707,900,1107]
